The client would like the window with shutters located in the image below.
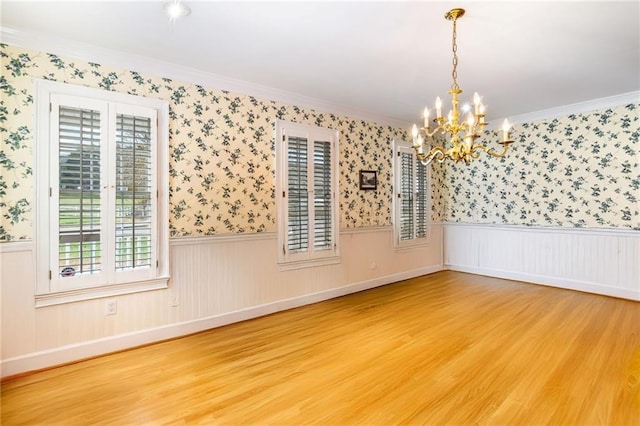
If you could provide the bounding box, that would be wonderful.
[34,80,170,306]
[275,120,339,269]
[393,140,430,248]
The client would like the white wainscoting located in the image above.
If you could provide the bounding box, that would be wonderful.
[444,222,640,301]
[0,225,443,378]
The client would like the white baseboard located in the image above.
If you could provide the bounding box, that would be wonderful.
[0,264,442,378]
[446,264,640,301]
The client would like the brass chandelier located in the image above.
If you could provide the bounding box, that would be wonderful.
[412,8,513,165]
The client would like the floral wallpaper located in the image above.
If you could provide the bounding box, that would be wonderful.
[1,43,637,241]
[0,44,420,241]
[443,104,640,229]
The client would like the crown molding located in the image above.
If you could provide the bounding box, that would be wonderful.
[3,26,636,131]
[0,26,409,129]
[486,91,640,130]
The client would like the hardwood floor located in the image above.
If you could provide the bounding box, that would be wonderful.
[2,271,639,425]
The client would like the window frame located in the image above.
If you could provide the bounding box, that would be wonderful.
[392,139,431,249]
[34,79,170,307]
[275,120,340,270]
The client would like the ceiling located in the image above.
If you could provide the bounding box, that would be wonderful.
[2,1,639,127]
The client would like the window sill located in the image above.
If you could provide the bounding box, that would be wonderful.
[35,276,170,307]
[394,239,431,253]
[278,255,341,271]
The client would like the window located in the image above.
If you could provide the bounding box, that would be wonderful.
[393,139,430,248]
[35,80,169,306]
[275,120,339,269]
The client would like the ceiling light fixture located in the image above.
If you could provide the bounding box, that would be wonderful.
[165,0,191,22]
[412,8,513,165]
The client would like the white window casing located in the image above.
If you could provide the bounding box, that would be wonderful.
[275,120,340,270]
[392,139,431,249]
[34,79,170,306]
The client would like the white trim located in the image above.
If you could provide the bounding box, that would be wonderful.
[33,79,170,299]
[487,91,640,129]
[392,139,432,249]
[0,264,443,378]
[0,241,32,253]
[277,255,341,272]
[443,222,640,301]
[275,120,340,266]
[0,226,433,251]
[444,221,639,237]
[34,277,169,308]
[340,225,391,235]
[0,27,408,129]
[447,265,640,302]
[170,232,276,246]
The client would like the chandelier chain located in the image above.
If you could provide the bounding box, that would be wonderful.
[451,18,459,90]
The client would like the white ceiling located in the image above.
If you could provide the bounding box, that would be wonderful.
[2,1,639,126]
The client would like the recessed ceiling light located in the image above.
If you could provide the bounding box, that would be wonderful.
[165,1,191,22]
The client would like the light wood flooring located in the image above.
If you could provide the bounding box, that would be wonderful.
[2,271,639,425]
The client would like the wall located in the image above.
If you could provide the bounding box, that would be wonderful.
[0,45,447,240]
[444,104,639,229]
[442,103,640,300]
[1,40,637,377]
[0,44,444,377]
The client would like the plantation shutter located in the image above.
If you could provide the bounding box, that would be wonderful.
[37,81,168,301]
[276,120,338,265]
[287,136,309,252]
[57,106,103,277]
[313,139,332,250]
[395,143,429,246]
[115,114,153,270]
[399,151,415,241]
[415,159,428,238]
[50,93,159,290]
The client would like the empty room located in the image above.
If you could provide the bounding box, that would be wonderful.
[1,1,638,424]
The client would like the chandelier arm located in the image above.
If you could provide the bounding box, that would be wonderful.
[471,141,513,158]
[423,127,444,138]
[418,146,447,165]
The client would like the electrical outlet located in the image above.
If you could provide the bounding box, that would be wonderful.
[105,299,117,315]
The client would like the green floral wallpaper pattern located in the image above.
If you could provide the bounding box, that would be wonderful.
[1,44,442,241]
[443,104,640,229]
[0,44,636,241]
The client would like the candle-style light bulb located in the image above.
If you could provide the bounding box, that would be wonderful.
[447,110,453,124]
[423,107,430,129]
[479,103,486,124]
[417,136,424,154]
[411,124,418,145]
[435,97,442,119]
[473,92,481,115]
[467,113,475,135]
[502,118,510,142]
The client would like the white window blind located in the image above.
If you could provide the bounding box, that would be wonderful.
[276,120,339,268]
[58,106,103,277]
[393,142,430,247]
[287,136,309,252]
[313,140,332,250]
[115,114,153,270]
[399,151,415,241]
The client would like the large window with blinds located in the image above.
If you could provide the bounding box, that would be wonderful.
[35,80,169,306]
[275,120,339,268]
[393,140,430,248]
